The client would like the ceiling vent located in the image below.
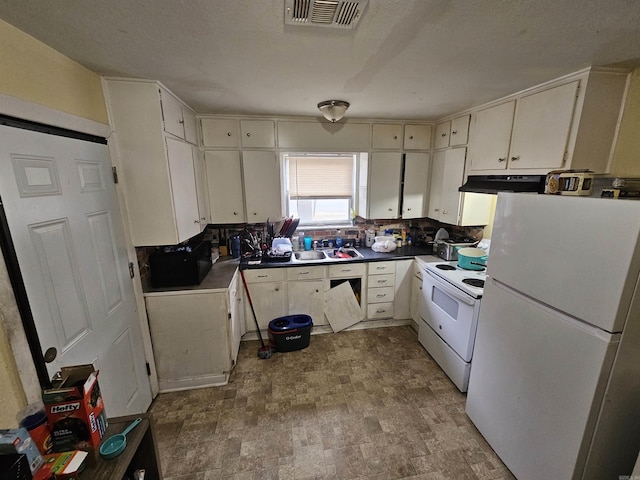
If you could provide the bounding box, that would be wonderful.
[285,0,368,29]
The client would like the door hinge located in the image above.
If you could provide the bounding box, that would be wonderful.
[228,312,232,320]
[112,166,119,184]
[576,84,581,98]
[129,262,135,279]
[145,362,151,376]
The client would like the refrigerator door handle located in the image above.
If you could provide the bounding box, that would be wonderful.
[424,270,476,306]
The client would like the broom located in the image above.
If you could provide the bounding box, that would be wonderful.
[240,270,274,359]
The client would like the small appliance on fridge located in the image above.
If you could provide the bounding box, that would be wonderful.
[466,193,640,480]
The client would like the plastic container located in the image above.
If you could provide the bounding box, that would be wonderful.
[268,314,313,352]
[17,402,52,454]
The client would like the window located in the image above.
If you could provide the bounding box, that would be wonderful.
[283,153,357,225]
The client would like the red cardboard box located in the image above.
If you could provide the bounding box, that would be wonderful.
[41,365,108,453]
[33,450,88,480]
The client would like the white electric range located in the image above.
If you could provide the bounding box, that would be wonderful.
[418,261,486,391]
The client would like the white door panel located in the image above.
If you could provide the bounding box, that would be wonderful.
[0,125,152,416]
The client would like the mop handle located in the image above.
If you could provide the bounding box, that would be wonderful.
[240,270,267,347]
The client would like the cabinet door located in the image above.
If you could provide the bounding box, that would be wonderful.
[166,137,201,242]
[242,151,282,221]
[192,145,210,227]
[244,282,286,331]
[146,292,229,388]
[402,152,430,219]
[393,259,413,319]
[468,101,515,171]
[435,121,451,149]
[449,115,470,146]
[372,124,403,150]
[411,272,422,324]
[240,120,275,148]
[160,89,185,139]
[428,150,445,220]
[404,124,432,150]
[508,81,579,170]
[201,118,239,147]
[440,148,466,225]
[288,280,326,326]
[204,151,246,223]
[369,152,402,219]
[228,274,243,365]
[182,108,198,145]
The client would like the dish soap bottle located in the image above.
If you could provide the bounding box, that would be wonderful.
[335,229,343,248]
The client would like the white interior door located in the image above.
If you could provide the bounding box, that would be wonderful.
[0,125,152,416]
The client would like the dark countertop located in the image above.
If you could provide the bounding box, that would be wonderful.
[143,246,439,295]
[240,245,435,269]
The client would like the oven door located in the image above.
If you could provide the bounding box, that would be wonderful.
[419,269,481,362]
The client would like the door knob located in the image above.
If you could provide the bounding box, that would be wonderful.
[44,347,57,363]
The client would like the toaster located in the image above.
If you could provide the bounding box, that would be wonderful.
[436,239,477,261]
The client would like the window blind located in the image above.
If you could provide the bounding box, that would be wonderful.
[288,156,353,198]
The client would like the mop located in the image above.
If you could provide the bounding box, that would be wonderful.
[240,270,275,359]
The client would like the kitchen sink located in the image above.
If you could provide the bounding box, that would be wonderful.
[292,247,363,263]
[293,250,328,261]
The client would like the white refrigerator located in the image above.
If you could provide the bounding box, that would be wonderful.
[466,193,640,480]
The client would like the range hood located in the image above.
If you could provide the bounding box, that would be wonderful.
[459,175,546,194]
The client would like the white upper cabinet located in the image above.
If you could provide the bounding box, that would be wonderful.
[402,152,430,219]
[435,115,470,149]
[372,124,404,150]
[242,151,282,221]
[104,79,202,246]
[240,120,275,148]
[467,68,629,175]
[204,151,246,223]
[403,124,432,150]
[428,148,491,226]
[191,145,210,226]
[468,101,516,171]
[159,88,198,145]
[368,152,402,219]
[508,81,579,170]
[201,118,239,148]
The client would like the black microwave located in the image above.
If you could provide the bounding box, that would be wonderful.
[149,239,212,288]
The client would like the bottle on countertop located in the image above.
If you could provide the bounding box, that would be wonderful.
[335,229,343,248]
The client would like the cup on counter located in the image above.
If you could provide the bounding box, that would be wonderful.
[303,236,312,251]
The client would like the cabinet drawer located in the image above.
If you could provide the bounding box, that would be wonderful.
[367,273,395,288]
[367,286,395,304]
[367,302,394,319]
[201,118,239,147]
[242,269,284,283]
[286,265,325,281]
[368,261,396,275]
[328,263,365,278]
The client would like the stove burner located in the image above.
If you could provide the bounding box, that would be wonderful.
[462,278,485,288]
[436,264,457,271]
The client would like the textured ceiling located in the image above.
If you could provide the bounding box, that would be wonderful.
[1,0,640,120]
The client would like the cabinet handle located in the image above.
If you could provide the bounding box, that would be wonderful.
[409,135,414,140]
[258,275,268,278]
[299,271,309,275]
[246,133,251,137]
[376,309,386,313]
[227,132,232,136]
[452,130,457,135]
[178,119,184,124]
[377,280,388,284]
[233,211,238,215]
[388,208,393,211]
[393,135,398,139]
[194,219,200,224]
[434,208,440,212]
[419,286,422,290]
[376,294,387,298]
[315,289,319,293]
[201,217,206,221]
[341,269,352,272]
[498,157,506,162]
[439,325,443,330]
[376,266,385,270]
[443,210,448,214]
[441,133,446,137]
[252,212,257,216]
[275,287,279,292]
[511,156,520,161]
[407,207,412,211]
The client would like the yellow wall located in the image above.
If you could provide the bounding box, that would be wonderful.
[611,68,640,177]
[0,18,108,124]
[0,311,26,427]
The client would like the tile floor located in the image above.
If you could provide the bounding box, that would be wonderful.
[149,326,515,480]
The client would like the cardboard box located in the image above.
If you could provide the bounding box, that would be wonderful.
[33,450,88,480]
[41,365,108,453]
[0,428,45,474]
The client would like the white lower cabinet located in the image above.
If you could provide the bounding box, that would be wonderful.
[393,259,413,320]
[242,268,287,332]
[145,276,242,392]
[411,261,424,325]
[286,266,327,326]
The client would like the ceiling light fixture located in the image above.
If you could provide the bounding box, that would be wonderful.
[317,100,350,122]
